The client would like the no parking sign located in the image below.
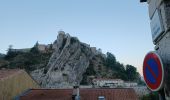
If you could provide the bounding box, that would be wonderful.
[143,51,164,92]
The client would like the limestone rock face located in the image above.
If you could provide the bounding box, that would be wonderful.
[34,31,97,88]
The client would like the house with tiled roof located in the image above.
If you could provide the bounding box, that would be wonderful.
[92,78,124,88]
[92,78,139,88]
[0,69,39,100]
[18,88,138,100]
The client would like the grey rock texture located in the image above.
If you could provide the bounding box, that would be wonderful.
[31,31,105,88]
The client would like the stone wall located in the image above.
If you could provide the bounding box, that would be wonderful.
[154,0,170,97]
[143,0,170,98]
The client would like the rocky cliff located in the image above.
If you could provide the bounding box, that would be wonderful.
[1,31,141,88]
[31,31,108,88]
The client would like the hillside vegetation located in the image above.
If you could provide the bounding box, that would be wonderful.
[1,47,53,73]
[81,52,141,84]
[0,32,143,87]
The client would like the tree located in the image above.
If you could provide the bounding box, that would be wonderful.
[126,65,139,81]
[141,92,159,100]
[30,47,39,54]
[105,52,129,80]
[34,41,39,47]
[49,43,53,50]
[80,61,96,85]
[115,62,127,80]
[30,41,40,54]
[105,52,116,69]
[5,45,18,60]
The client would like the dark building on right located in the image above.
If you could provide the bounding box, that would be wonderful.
[141,0,170,100]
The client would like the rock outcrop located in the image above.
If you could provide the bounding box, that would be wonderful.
[31,31,105,88]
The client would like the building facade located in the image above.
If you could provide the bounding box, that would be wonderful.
[93,79,125,88]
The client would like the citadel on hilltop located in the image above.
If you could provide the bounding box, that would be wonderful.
[0,31,149,100]
[9,42,53,53]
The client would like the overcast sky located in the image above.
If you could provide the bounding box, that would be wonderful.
[0,0,154,75]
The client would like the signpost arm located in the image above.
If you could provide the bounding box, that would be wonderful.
[159,89,166,100]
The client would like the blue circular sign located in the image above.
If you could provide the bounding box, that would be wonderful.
[143,51,164,91]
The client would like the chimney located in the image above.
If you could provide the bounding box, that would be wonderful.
[72,86,80,100]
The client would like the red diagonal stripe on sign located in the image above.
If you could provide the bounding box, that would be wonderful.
[146,63,157,81]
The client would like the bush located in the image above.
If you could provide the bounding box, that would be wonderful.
[80,61,96,85]
[4,47,52,73]
[141,92,159,100]
[70,37,77,44]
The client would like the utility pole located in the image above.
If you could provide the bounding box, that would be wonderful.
[141,0,170,100]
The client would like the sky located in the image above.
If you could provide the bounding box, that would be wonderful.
[0,0,154,75]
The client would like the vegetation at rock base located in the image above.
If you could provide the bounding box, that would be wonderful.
[80,61,96,85]
[0,45,53,73]
[141,92,159,100]
[0,43,142,85]
[1,46,142,84]
[80,52,142,85]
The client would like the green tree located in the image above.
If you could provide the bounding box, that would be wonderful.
[5,45,19,60]
[30,47,39,54]
[105,52,116,69]
[115,62,127,80]
[126,65,139,81]
[105,52,128,80]
[141,92,159,100]
[80,61,96,85]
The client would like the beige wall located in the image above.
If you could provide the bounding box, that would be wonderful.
[0,71,39,100]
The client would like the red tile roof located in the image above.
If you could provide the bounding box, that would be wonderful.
[20,89,73,100]
[0,69,23,80]
[19,88,138,100]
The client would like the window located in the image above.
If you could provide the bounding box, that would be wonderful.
[98,96,105,100]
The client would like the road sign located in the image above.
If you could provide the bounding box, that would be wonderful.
[143,51,164,92]
[150,9,164,43]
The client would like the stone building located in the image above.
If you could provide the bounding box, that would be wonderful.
[141,0,170,99]
[124,82,138,87]
[10,48,31,53]
[92,78,124,88]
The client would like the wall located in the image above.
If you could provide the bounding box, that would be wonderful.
[152,0,170,98]
[0,71,39,100]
